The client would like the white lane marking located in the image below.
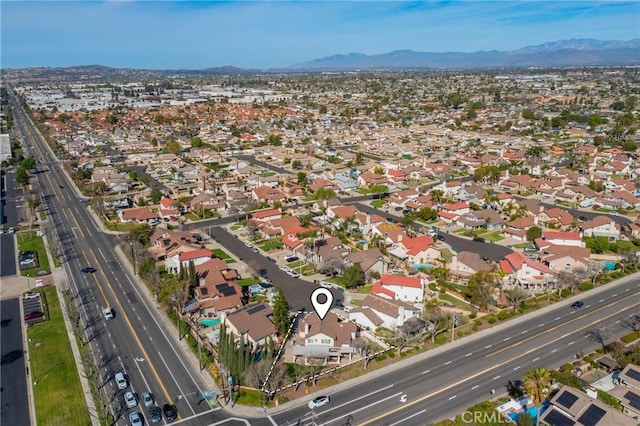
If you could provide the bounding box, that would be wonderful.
[465,353,473,357]
[485,344,492,349]
[421,369,431,375]
[612,293,618,297]
[554,317,561,320]
[599,299,605,303]
[267,416,278,426]
[513,366,520,371]
[551,349,558,353]
[472,385,479,390]
[521,330,528,334]
[388,409,427,426]
[504,337,510,341]
[449,395,457,400]
[568,341,574,346]
[444,361,452,365]
[615,320,620,324]
[493,375,500,380]
[317,391,402,424]
[532,357,540,362]
[625,288,630,292]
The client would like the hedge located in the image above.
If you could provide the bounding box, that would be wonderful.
[621,331,640,344]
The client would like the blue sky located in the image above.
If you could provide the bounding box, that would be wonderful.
[2,1,639,69]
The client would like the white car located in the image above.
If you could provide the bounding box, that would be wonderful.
[124,391,138,408]
[24,292,40,300]
[129,412,143,426]
[308,395,330,410]
[115,372,128,390]
[141,391,154,407]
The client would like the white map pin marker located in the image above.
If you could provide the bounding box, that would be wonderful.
[310,288,333,320]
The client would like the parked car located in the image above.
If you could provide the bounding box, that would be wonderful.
[308,395,330,410]
[436,234,445,241]
[285,255,299,262]
[128,412,143,426]
[115,372,128,389]
[473,236,486,243]
[148,405,162,423]
[124,391,138,408]
[23,292,40,300]
[24,311,44,320]
[141,392,154,407]
[162,404,177,422]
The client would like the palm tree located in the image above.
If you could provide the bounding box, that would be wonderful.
[522,368,551,426]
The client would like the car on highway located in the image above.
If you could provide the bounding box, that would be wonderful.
[141,391,154,407]
[81,267,97,273]
[472,236,486,243]
[571,301,584,309]
[162,404,177,422]
[24,311,44,320]
[148,405,162,423]
[129,412,143,426]
[115,372,128,389]
[125,391,138,408]
[308,395,330,410]
[103,307,114,320]
[24,292,40,300]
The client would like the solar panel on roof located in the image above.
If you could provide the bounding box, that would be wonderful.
[542,409,575,426]
[626,367,640,382]
[201,288,209,295]
[577,404,606,426]
[625,391,640,411]
[247,304,266,315]
[556,390,579,409]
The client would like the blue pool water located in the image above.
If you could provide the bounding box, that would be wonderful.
[604,261,616,270]
[507,401,549,423]
[411,264,433,270]
[201,318,221,327]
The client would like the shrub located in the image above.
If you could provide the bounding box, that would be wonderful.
[375,353,387,362]
[487,317,497,324]
[497,310,512,321]
[597,390,621,410]
[387,351,396,358]
[577,282,593,292]
[435,336,447,345]
[429,282,437,291]
[621,331,640,344]
[278,395,289,404]
[559,363,574,373]
[474,320,482,327]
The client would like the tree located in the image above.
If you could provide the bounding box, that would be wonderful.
[555,270,580,295]
[291,160,303,170]
[272,286,291,336]
[166,141,182,154]
[504,286,529,311]
[526,226,542,242]
[190,137,203,148]
[522,368,551,426]
[430,189,444,205]
[423,304,449,343]
[149,186,162,204]
[312,187,336,201]
[16,167,30,186]
[343,263,366,289]
[296,171,307,185]
[20,157,36,169]
[586,327,611,351]
[467,270,496,311]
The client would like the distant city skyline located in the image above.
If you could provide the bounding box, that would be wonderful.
[1,1,639,70]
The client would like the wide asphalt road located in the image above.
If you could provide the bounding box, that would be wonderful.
[0,298,30,426]
[270,275,640,425]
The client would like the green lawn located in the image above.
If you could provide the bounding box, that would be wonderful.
[438,293,473,310]
[28,286,90,425]
[370,199,385,208]
[211,248,236,264]
[478,230,504,242]
[512,242,533,249]
[17,230,50,276]
[238,277,261,286]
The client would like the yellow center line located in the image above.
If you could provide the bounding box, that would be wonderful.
[486,292,638,358]
[81,250,108,303]
[85,249,174,406]
[360,297,640,425]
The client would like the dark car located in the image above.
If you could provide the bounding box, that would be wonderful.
[571,301,584,309]
[579,216,588,221]
[148,405,162,423]
[24,311,44,320]
[436,234,445,241]
[162,404,177,422]
[473,236,486,243]
[81,267,97,273]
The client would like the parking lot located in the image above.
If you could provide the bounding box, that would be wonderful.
[22,292,46,324]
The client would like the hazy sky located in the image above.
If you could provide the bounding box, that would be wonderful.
[2,1,639,69]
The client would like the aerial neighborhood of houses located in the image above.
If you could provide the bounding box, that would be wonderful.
[3,68,640,420]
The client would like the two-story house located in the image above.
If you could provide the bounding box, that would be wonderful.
[371,274,427,303]
[222,302,278,351]
[292,312,358,365]
[581,215,621,240]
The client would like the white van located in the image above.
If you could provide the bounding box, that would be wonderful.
[103,307,114,320]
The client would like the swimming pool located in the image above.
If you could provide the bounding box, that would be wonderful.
[507,401,549,423]
[200,318,221,327]
[411,264,433,270]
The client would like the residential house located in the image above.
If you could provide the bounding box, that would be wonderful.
[539,245,591,273]
[250,208,282,222]
[502,252,555,292]
[538,207,574,230]
[251,185,286,204]
[440,202,470,216]
[192,258,243,317]
[292,312,359,365]
[148,229,202,261]
[581,215,621,240]
[165,248,212,274]
[540,385,636,426]
[371,274,427,303]
[449,251,494,281]
[118,206,159,224]
[389,234,440,264]
[541,231,584,247]
[503,216,537,242]
[350,294,421,331]
[346,248,388,279]
[222,303,278,350]
[610,363,640,421]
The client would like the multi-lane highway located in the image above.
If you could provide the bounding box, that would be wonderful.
[9,90,640,426]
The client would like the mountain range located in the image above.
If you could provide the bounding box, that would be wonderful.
[4,39,639,82]
[289,39,640,70]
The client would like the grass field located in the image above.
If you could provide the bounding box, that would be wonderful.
[438,293,473,310]
[478,230,504,242]
[17,230,50,276]
[28,286,90,426]
[212,248,236,264]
